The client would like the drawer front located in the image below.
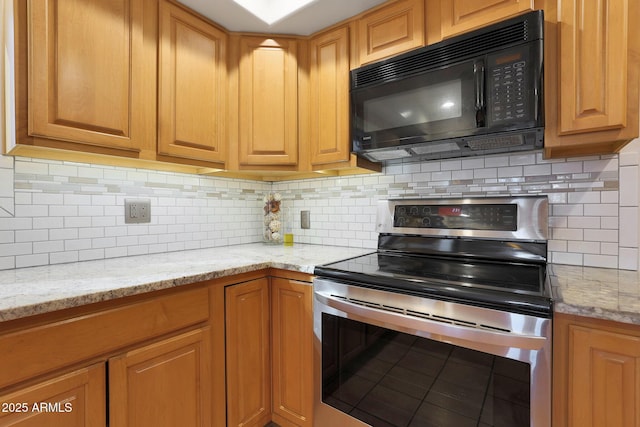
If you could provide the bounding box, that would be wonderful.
[0,287,209,389]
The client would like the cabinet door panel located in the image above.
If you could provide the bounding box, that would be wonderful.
[239,38,298,166]
[568,324,640,427]
[28,0,149,151]
[0,364,105,427]
[226,278,272,427]
[357,0,424,65]
[439,0,536,39]
[310,27,350,166]
[158,1,226,163]
[272,278,313,426]
[559,0,627,134]
[109,328,212,427]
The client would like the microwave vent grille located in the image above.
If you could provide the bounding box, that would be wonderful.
[354,21,529,88]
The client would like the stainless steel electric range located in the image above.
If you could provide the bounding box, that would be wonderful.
[313,196,552,427]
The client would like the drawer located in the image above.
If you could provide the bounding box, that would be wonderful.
[0,286,209,389]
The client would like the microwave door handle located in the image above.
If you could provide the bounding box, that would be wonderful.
[474,61,486,127]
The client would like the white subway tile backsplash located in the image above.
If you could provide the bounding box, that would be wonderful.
[552,161,583,174]
[620,248,639,270]
[584,158,618,172]
[33,240,64,254]
[568,240,601,254]
[568,191,601,204]
[0,169,14,198]
[15,229,48,242]
[567,216,600,229]
[0,257,15,270]
[0,146,639,270]
[584,204,618,216]
[584,254,618,268]
[620,165,639,207]
[584,229,618,243]
[473,168,497,179]
[552,252,583,266]
[14,160,48,175]
[553,204,584,216]
[16,253,49,269]
[620,207,639,247]
[50,251,79,265]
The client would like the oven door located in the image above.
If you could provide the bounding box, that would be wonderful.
[313,278,552,427]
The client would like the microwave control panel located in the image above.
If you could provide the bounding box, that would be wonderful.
[487,46,532,124]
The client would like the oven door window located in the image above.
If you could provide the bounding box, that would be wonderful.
[322,313,530,427]
[352,60,481,150]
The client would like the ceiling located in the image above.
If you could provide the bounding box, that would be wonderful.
[177,0,389,36]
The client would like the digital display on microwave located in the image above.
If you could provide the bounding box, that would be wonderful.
[496,52,523,65]
[393,204,518,230]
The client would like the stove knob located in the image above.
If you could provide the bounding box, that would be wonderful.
[397,216,407,226]
[410,207,418,215]
[421,217,431,226]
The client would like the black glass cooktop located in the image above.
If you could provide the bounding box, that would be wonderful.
[314,252,552,317]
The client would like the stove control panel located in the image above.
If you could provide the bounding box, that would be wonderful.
[394,203,517,230]
[377,196,548,241]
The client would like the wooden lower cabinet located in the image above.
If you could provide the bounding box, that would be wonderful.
[554,313,640,427]
[225,278,272,427]
[271,277,313,427]
[225,272,314,427]
[0,284,214,427]
[109,327,212,427]
[0,270,316,427]
[0,364,105,427]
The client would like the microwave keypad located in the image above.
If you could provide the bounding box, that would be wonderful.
[491,61,527,123]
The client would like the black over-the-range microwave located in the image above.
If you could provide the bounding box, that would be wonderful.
[351,10,544,163]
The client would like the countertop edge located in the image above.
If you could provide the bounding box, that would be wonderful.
[0,262,278,323]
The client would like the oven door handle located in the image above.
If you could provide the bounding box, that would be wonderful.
[316,292,547,351]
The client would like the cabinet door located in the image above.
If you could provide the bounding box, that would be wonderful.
[158,1,226,164]
[27,0,152,152]
[438,0,538,39]
[554,314,640,427]
[569,325,640,427]
[108,328,212,427]
[309,27,351,167]
[226,278,272,427]
[357,0,425,66]
[238,37,298,166]
[558,0,638,135]
[0,364,105,427]
[271,278,313,427]
[544,0,640,157]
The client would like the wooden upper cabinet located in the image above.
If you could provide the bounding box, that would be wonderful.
[558,0,628,134]
[0,364,105,427]
[237,37,298,166]
[158,0,227,164]
[437,0,539,40]
[27,0,152,152]
[544,0,640,157]
[309,26,351,167]
[109,328,212,427]
[356,0,425,66]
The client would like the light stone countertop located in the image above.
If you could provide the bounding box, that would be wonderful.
[0,243,373,323]
[550,264,640,325]
[2,244,640,327]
